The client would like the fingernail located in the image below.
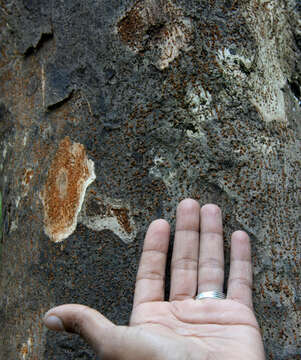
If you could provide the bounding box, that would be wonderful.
[43,315,65,331]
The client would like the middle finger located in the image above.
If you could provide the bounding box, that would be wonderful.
[198,204,224,293]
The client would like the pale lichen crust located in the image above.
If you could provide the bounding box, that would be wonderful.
[78,194,137,244]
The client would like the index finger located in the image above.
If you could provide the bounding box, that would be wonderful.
[132,219,170,309]
[198,204,224,293]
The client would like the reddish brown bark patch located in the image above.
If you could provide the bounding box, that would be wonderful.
[111,208,132,234]
[118,0,192,69]
[41,137,96,242]
[23,169,34,185]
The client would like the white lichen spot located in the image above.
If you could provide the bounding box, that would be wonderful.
[251,135,280,155]
[216,47,254,80]
[186,82,212,116]
[10,220,18,233]
[3,143,7,158]
[40,137,96,242]
[15,196,21,208]
[184,81,216,137]
[153,155,164,166]
[149,153,178,188]
[78,195,137,244]
[23,132,28,146]
[185,128,207,141]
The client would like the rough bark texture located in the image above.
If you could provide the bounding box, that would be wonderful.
[0,0,300,359]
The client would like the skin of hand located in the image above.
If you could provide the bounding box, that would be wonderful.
[43,199,266,360]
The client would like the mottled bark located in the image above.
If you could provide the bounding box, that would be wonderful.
[0,0,300,359]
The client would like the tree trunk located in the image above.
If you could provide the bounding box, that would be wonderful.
[0,0,300,359]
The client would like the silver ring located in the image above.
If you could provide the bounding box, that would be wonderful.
[195,290,225,300]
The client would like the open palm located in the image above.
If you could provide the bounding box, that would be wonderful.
[44,200,265,360]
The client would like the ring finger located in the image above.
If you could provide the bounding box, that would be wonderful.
[198,204,224,293]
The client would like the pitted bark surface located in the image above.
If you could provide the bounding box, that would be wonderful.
[0,0,300,359]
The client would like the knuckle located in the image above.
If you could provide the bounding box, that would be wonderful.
[228,276,252,289]
[199,257,223,270]
[68,306,90,336]
[171,257,198,271]
[136,270,164,281]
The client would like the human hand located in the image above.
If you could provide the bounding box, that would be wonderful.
[43,199,265,360]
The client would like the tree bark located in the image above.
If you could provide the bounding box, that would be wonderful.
[0,0,300,359]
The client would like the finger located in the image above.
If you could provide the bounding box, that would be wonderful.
[227,231,253,309]
[198,204,224,293]
[133,219,170,309]
[169,199,200,301]
[43,304,121,358]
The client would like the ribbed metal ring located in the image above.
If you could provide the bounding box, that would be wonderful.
[195,290,226,300]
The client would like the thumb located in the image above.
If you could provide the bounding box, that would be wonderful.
[43,304,125,358]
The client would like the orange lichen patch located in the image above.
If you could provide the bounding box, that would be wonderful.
[118,0,192,69]
[41,137,96,242]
